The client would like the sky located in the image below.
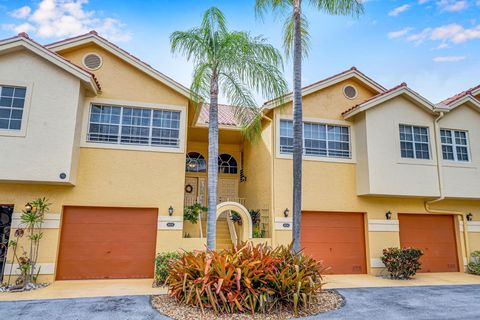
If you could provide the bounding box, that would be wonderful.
[0,0,479,103]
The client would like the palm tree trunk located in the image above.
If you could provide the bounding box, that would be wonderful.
[207,72,219,251]
[292,0,303,253]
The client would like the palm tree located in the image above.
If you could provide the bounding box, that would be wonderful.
[171,7,288,251]
[255,0,364,252]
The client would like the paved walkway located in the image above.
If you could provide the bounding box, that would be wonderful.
[2,273,479,301]
[1,285,479,319]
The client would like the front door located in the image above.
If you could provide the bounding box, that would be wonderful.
[184,177,206,206]
[0,205,14,281]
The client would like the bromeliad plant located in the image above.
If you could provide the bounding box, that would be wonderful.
[381,247,423,280]
[7,198,50,290]
[166,242,326,316]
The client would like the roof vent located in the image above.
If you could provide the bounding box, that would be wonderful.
[83,53,102,70]
[343,85,358,100]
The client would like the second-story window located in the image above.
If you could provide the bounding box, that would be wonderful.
[218,154,237,174]
[399,124,430,160]
[0,85,26,131]
[440,129,469,162]
[87,104,181,148]
[279,119,351,159]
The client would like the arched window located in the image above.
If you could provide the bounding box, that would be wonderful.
[186,152,206,172]
[218,154,237,174]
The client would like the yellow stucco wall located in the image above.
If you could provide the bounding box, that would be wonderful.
[267,78,480,273]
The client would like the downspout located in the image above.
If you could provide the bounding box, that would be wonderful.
[424,111,471,266]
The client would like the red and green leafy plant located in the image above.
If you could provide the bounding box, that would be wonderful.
[166,242,326,316]
[381,247,423,279]
[467,251,480,275]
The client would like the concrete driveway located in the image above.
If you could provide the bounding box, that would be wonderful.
[1,285,479,319]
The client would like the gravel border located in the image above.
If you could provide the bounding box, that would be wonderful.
[151,290,344,319]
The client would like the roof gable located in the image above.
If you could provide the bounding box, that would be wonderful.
[342,83,436,119]
[263,67,385,109]
[46,31,190,99]
[0,33,99,94]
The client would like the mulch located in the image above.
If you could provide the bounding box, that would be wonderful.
[151,290,344,319]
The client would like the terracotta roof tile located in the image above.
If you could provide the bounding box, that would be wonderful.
[341,82,407,116]
[197,103,254,127]
[440,84,480,106]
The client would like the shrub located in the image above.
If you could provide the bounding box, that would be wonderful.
[166,242,326,316]
[467,251,480,275]
[184,203,207,224]
[155,252,181,286]
[381,247,423,279]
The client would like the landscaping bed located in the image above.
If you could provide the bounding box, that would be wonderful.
[151,290,344,319]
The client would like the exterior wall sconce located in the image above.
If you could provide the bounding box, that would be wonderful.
[168,206,174,216]
[283,208,289,218]
[25,203,32,213]
[385,211,392,220]
[466,213,473,221]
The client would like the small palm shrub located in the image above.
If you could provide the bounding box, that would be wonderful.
[381,247,423,279]
[155,252,181,286]
[166,242,325,316]
[467,251,480,275]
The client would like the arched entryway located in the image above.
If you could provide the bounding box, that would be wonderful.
[215,202,252,249]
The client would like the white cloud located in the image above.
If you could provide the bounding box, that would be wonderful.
[388,27,413,39]
[9,6,31,19]
[437,0,468,12]
[4,0,132,42]
[433,55,466,62]
[406,23,480,45]
[418,0,431,4]
[389,4,412,16]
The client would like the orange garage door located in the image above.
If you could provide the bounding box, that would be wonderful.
[399,214,459,273]
[301,212,367,274]
[56,206,158,280]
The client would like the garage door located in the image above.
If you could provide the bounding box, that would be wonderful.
[399,214,458,273]
[56,206,158,280]
[301,212,366,274]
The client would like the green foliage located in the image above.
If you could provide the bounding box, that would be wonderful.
[166,242,326,316]
[468,251,480,275]
[170,6,288,140]
[7,197,51,288]
[249,209,261,226]
[252,229,266,238]
[381,247,423,280]
[184,203,207,224]
[254,0,364,58]
[230,211,242,225]
[155,252,182,286]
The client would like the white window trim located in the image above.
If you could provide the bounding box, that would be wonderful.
[395,120,436,166]
[440,128,472,164]
[0,80,33,137]
[81,98,186,154]
[275,115,356,164]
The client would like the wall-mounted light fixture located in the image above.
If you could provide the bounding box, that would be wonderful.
[466,213,473,221]
[168,206,174,216]
[385,211,392,220]
[283,208,289,218]
[24,203,32,213]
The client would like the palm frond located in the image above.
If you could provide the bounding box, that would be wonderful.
[254,0,292,19]
[283,13,310,59]
[308,0,364,17]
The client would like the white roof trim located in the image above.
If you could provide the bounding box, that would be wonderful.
[263,69,385,109]
[471,87,480,97]
[343,86,436,119]
[0,36,99,94]
[46,33,191,99]
[437,95,480,113]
